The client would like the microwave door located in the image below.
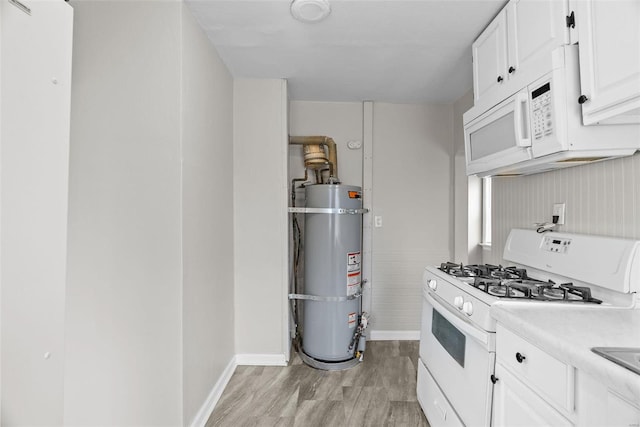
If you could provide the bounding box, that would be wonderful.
[465,92,532,175]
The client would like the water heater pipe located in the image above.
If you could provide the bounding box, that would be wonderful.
[289,135,339,183]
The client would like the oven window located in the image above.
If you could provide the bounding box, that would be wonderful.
[432,310,466,367]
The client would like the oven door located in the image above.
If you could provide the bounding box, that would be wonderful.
[419,290,495,427]
[464,90,532,176]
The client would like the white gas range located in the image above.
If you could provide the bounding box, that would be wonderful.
[417,229,640,427]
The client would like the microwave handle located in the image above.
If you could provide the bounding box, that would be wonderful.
[513,92,531,148]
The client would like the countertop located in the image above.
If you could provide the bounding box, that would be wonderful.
[490,302,640,403]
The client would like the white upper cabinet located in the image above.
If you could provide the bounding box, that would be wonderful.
[506,0,570,84]
[473,10,508,103]
[471,0,569,115]
[575,0,640,125]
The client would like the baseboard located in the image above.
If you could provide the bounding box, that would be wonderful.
[369,330,421,340]
[235,353,288,366]
[189,356,237,427]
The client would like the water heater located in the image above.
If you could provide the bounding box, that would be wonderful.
[302,184,364,365]
[288,135,368,370]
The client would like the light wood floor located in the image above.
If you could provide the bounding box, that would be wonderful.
[206,340,430,427]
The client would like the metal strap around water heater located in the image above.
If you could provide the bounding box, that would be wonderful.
[288,290,362,302]
[288,207,369,215]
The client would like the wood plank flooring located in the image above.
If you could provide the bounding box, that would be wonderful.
[206,341,430,427]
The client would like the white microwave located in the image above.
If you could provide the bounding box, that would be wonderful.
[463,45,640,177]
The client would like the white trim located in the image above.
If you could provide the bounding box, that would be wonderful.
[189,356,237,427]
[482,177,492,245]
[279,79,290,363]
[362,101,374,317]
[235,353,288,366]
[369,330,421,340]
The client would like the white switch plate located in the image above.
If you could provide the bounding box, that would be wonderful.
[374,216,383,228]
[553,203,566,225]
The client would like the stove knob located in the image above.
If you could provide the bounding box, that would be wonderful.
[462,301,474,316]
[428,279,437,291]
[454,296,464,309]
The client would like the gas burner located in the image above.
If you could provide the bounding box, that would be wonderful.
[488,285,523,298]
[485,265,528,280]
[541,287,566,300]
[439,262,482,278]
[439,262,529,280]
[456,267,603,303]
[534,282,602,303]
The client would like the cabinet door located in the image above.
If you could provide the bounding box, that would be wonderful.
[492,363,574,427]
[506,0,569,81]
[576,370,640,427]
[576,0,640,124]
[473,9,508,103]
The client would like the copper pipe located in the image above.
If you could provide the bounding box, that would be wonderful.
[289,135,339,183]
[291,169,309,205]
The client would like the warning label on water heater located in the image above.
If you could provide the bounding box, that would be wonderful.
[347,252,361,296]
[348,312,357,328]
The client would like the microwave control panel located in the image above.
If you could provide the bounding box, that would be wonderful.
[531,82,553,141]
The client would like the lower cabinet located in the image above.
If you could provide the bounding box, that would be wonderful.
[492,362,573,426]
[493,323,575,426]
[575,370,640,427]
[493,322,640,427]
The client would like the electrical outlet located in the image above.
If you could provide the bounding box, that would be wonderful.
[553,203,566,225]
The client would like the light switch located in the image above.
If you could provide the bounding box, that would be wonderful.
[374,216,383,228]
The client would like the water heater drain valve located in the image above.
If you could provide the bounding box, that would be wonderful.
[350,312,370,360]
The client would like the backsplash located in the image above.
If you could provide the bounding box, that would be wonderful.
[486,152,640,265]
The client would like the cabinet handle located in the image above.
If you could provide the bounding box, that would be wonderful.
[508,66,516,74]
[515,352,526,363]
[566,11,576,29]
[497,76,504,83]
[578,95,589,104]
[490,374,499,384]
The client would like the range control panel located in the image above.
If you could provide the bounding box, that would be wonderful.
[531,82,554,141]
[542,235,572,253]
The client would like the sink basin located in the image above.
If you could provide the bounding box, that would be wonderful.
[592,347,640,375]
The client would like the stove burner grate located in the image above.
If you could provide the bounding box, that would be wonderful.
[440,262,602,304]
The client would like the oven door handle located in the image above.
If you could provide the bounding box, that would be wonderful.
[424,290,489,346]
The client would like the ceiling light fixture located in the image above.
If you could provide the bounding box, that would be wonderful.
[290,0,331,23]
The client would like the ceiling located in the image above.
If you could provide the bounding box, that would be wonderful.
[186,0,506,103]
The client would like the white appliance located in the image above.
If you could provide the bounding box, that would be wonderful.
[417,229,640,427]
[463,45,640,177]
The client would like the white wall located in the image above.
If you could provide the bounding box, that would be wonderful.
[370,103,453,332]
[1,1,73,423]
[64,2,236,425]
[233,79,289,360]
[65,2,183,423]
[486,152,640,265]
[180,5,235,425]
